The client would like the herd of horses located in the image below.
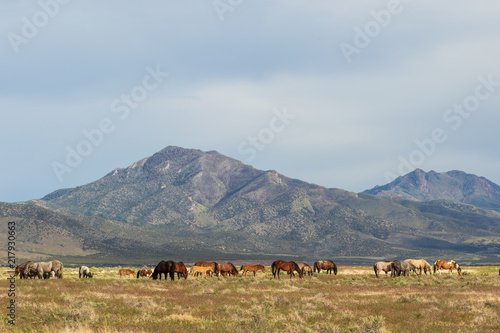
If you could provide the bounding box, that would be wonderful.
[373,259,462,278]
[14,257,468,281]
[14,260,64,279]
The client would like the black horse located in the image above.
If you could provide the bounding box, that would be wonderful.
[151,260,176,281]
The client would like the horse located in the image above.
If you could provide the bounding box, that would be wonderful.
[191,266,213,277]
[15,261,33,279]
[119,269,135,279]
[240,265,265,277]
[151,260,176,280]
[136,269,152,278]
[433,260,462,275]
[271,260,303,279]
[297,263,313,276]
[174,262,188,279]
[79,266,93,278]
[373,261,393,278]
[313,260,338,275]
[51,260,64,279]
[217,263,238,277]
[391,261,416,277]
[404,259,432,276]
[194,261,218,276]
[24,261,53,279]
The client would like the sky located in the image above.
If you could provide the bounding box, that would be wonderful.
[1,1,500,202]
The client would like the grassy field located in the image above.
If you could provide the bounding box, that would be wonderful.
[1,265,499,332]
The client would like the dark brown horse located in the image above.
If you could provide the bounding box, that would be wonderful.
[313,260,338,275]
[217,263,238,277]
[152,260,176,280]
[174,262,188,279]
[240,265,265,277]
[271,260,303,279]
[195,261,218,276]
[136,269,152,278]
[15,261,33,279]
[434,260,462,275]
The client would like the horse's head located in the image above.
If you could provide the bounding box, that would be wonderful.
[457,266,462,276]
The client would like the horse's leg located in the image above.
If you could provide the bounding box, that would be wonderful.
[253,270,256,277]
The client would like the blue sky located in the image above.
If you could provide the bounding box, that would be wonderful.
[1,1,500,202]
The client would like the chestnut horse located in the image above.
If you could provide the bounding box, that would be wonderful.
[313,260,338,275]
[15,261,33,279]
[240,265,265,277]
[271,260,303,279]
[194,261,218,276]
[433,260,462,275]
[119,269,135,278]
[217,263,238,277]
[174,262,188,279]
[136,269,152,278]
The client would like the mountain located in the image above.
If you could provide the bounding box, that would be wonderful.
[14,146,500,263]
[363,169,500,211]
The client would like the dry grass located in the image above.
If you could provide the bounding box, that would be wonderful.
[1,265,499,332]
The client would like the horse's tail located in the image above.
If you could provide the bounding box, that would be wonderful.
[240,266,244,271]
[271,262,276,277]
[313,262,317,273]
[373,264,379,278]
[433,261,437,273]
[137,270,140,279]
[169,263,176,281]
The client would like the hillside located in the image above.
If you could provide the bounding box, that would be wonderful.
[363,169,500,211]
[22,146,500,263]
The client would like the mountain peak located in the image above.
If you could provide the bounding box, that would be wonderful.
[363,169,500,211]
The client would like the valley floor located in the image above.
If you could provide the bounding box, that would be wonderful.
[1,266,499,332]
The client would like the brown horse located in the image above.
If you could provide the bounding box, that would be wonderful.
[119,269,135,278]
[271,260,303,279]
[15,261,34,279]
[313,260,338,275]
[434,260,462,275]
[217,263,238,277]
[240,265,265,277]
[174,262,188,279]
[191,266,213,277]
[195,261,218,276]
[136,269,152,278]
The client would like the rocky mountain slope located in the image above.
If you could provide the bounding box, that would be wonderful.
[19,146,499,263]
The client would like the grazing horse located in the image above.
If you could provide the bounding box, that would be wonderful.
[433,260,462,275]
[271,260,303,279]
[79,266,93,278]
[191,266,213,277]
[119,269,135,278]
[404,259,433,276]
[240,265,265,277]
[313,260,338,275]
[136,269,152,278]
[15,261,34,279]
[373,261,393,278]
[391,261,416,277]
[51,260,64,279]
[25,261,59,279]
[297,263,313,277]
[194,261,218,276]
[217,263,238,277]
[174,262,188,280]
[151,260,176,281]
